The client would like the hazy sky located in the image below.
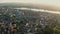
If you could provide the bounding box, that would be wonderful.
[0,0,60,7]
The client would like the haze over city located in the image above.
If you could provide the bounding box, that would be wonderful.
[0,0,60,7]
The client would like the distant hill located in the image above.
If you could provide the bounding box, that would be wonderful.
[0,3,60,11]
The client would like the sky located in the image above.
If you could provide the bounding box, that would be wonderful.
[0,0,60,7]
[0,0,60,14]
